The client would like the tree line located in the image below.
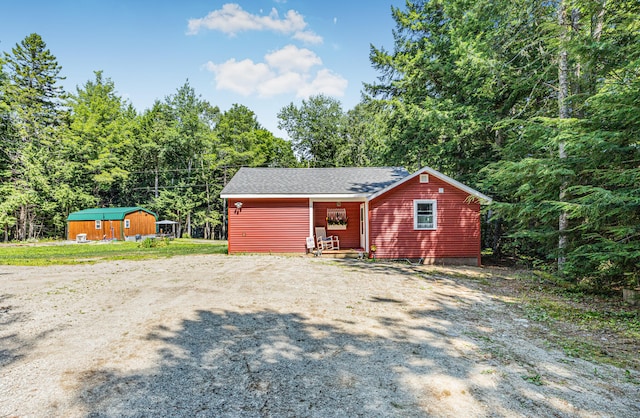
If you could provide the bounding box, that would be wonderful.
[0,34,297,242]
[0,34,387,243]
[2,0,638,290]
[365,0,639,290]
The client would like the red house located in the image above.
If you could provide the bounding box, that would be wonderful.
[220,167,492,265]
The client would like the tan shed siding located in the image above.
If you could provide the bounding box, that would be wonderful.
[369,172,481,264]
[67,220,121,241]
[123,211,157,239]
[227,198,309,254]
[67,210,156,241]
[68,220,102,241]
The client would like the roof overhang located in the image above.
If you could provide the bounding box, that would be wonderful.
[220,193,368,200]
[366,166,493,203]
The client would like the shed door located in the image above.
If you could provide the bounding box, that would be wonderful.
[360,203,366,249]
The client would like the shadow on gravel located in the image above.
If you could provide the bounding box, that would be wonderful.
[78,308,477,417]
[0,294,33,368]
[73,262,637,417]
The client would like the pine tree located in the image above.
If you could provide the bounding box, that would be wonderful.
[2,33,65,240]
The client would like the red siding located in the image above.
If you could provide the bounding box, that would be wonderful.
[312,202,361,249]
[369,173,481,265]
[227,198,309,254]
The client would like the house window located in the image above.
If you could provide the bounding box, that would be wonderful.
[124,219,130,229]
[419,174,429,183]
[414,200,437,230]
[95,220,101,230]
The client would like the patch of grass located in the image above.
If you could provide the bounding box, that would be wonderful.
[515,290,640,369]
[624,370,640,385]
[452,265,640,370]
[522,304,552,322]
[465,331,493,344]
[522,373,543,386]
[523,297,640,340]
[0,239,227,266]
[558,337,609,361]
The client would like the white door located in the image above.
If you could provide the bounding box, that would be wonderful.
[359,203,366,249]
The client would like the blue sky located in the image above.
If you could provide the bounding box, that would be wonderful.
[1,0,402,137]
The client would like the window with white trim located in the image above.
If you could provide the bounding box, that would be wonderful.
[124,219,130,228]
[414,200,437,230]
[95,220,102,230]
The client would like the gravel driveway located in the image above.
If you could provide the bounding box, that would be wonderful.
[1,255,638,417]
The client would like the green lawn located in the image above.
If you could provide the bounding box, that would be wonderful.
[0,239,228,266]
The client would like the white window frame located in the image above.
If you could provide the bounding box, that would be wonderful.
[124,219,130,229]
[413,200,437,230]
[95,220,101,230]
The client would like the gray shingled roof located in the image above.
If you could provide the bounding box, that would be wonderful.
[220,167,410,196]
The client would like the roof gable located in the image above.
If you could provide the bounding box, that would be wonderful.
[220,167,410,198]
[367,166,492,203]
[67,207,157,221]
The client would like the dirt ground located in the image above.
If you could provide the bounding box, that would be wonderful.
[1,255,638,417]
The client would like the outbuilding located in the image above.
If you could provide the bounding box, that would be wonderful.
[220,166,492,265]
[67,207,157,241]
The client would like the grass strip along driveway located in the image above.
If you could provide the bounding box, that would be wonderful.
[0,239,227,265]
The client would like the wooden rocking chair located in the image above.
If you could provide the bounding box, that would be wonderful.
[315,226,340,250]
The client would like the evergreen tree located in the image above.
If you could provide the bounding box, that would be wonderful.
[481,0,639,286]
[366,0,557,179]
[0,57,17,240]
[2,33,66,240]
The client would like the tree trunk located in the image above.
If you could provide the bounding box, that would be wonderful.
[203,159,212,240]
[589,1,606,94]
[557,1,569,273]
[19,205,27,241]
[154,166,159,198]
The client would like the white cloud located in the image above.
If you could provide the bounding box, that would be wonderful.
[258,72,304,97]
[297,69,348,98]
[187,3,322,44]
[205,59,272,96]
[205,45,347,98]
[292,30,323,45]
[265,45,321,73]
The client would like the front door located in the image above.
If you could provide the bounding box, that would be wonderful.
[359,203,366,249]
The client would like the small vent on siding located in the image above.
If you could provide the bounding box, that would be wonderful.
[419,174,429,183]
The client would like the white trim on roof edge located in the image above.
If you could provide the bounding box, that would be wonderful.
[366,166,492,203]
[220,193,369,200]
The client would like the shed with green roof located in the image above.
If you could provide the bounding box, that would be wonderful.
[67,207,157,241]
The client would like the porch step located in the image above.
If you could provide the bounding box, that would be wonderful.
[308,249,366,259]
